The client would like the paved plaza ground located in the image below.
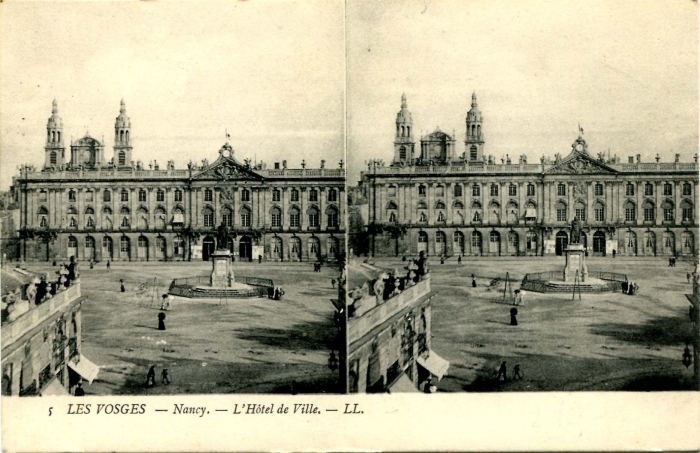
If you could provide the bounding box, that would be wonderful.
[27,260,342,395]
[370,255,697,392]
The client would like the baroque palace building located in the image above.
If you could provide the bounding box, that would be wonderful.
[360,93,698,258]
[12,100,345,262]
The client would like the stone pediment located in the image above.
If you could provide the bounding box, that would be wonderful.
[191,143,264,181]
[546,152,617,175]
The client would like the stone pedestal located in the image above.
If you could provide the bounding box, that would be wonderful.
[210,250,234,288]
[563,243,588,282]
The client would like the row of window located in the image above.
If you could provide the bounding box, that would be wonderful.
[392,181,694,198]
[40,187,339,204]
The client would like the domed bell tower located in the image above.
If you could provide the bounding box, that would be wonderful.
[465,91,485,163]
[44,99,65,169]
[393,93,415,166]
[113,99,133,167]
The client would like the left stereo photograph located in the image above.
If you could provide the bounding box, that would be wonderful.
[0,1,347,396]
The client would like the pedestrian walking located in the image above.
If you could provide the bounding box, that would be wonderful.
[457,255,462,264]
[510,307,518,326]
[106,259,111,269]
[513,289,521,306]
[89,260,94,269]
[440,256,445,265]
[612,249,616,259]
[512,363,524,380]
[331,278,336,288]
[687,272,692,283]
[161,368,171,385]
[157,311,166,330]
[145,365,157,387]
[471,274,477,288]
[496,361,508,381]
[120,279,125,293]
[258,254,262,264]
[74,382,85,396]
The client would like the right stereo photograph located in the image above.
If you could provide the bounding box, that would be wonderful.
[344,0,699,393]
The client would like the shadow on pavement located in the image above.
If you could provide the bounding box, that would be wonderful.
[590,314,692,346]
[234,317,339,352]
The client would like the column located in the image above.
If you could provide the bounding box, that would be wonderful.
[397,183,405,222]
[282,187,290,229]
[319,186,326,229]
[655,181,662,226]
[445,182,452,224]
[427,182,434,226]
[586,182,593,224]
[567,182,573,222]
[636,181,642,224]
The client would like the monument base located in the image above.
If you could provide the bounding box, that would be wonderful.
[563,243,588,282]
[211,250,234,288]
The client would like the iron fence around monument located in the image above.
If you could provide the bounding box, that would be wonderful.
[168,275,274,298]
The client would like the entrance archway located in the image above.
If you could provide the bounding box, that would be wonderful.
[507,231,519,255]
[555,231,568,256]
[489,231,501,255]
[239,235,252,261]
[593,231,606,256]
[417,231,428,255]
[102,236,113,261]
[202,236,215,261]
[471,231,482,256]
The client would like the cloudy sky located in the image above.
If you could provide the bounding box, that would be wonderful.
[0,1,344,190]
[347,0,698,182]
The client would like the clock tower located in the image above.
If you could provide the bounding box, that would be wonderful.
[113,99,133,168]
[464,91,485,163]
[392,93,415,166]
[44,99,66,169]
[572,135,588,154]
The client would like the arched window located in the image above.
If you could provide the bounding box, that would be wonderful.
[435,201,446,210]
[240,206,251,227]
[453,200,464,209]
[624,201,636,221]
[85,236,95,249]
[86,216,95,228]
[308,206,320,227]
[119,237,131,258]
[221,207,232,227]
[594,200,606,222]
[271,207,282,228]
[103,190,111,202]
[416,200,428,210]
[84,206,94,215]
[203,206,214,227]
[155,207,166,229]
[662,200,674,221]
[68,236,78,249]
[574,200,586,221]
[419,212,428,223]
[326,205,339,227]
[37,206,48,227]
[556,201,567,222]
[289,207,300,228]
[454,184,462,197]
[681,199,693,222]
[643,200,654,222]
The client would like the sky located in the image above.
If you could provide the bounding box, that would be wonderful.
[0,0,344,190]
[347,0,698,183]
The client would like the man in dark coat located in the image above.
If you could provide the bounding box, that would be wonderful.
[157,311,166,330]
[496,361,508,381]
[510,307,518,326]
[145,366,156,387]
[74,382,85,396]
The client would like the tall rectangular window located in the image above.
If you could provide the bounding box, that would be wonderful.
[272,189,281,202]
[222,214,232,226]
[241,212,251,227]
[626,183,635,196]
[204,189,213,202]
[327,213,338,227]
[157,190,165,202]
[557,184,566,196]
[174,190,183,202]
[594,208,605,222]
[575,208,586,221]
[139,190,147,202]
[290,212,300,227]
[664,208,674,221]
[419,185,427,197]
[594,184,604,196]
[556,208,567,222]
[309,212,319,227]
[271,213,281,227]
[527,184,535,196]
[644,183,653,196]
[472,185,480,197]
[683,207,693,221]
[121,190,129,202]
[683,183,692,196]
[309,189,318,202]
[644,208,654,222]
[204,213,213,227]
[290,189,299,202]
[625,207,636,221]
[490,184,498,197]
[85,191,93,202]
[508,185,517,196]
[663,183,672,196]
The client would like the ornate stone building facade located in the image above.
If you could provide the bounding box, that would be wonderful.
[360,94,698,258]
[13,101,345,262]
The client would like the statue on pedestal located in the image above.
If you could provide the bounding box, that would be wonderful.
[571,217,582,244]
[216,221,229,250]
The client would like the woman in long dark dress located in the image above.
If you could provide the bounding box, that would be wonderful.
[157,311,166,330]
[510,307,518,326]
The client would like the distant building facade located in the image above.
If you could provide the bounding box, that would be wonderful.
[360,93,698,258]
[12,100,345,262]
